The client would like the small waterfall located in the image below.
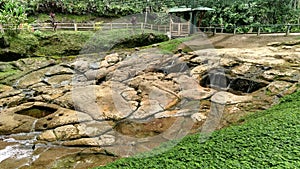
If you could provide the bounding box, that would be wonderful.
[22,89,36,99]
[208,72,229,90]
[31,119,38,132]
[0,132,40,164]
[12,78,21,89]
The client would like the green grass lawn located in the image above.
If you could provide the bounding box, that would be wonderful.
[97,90,300,169]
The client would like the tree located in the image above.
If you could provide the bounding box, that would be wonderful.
[0,0,27,34]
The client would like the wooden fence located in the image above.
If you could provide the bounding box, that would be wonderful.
[13,22,170,33]
[197,24,300,36]
[1,22,300,37]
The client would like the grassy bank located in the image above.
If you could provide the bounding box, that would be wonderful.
[97,90,300,168]
[0,29,169,61]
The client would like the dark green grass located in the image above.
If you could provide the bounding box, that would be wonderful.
[96,90,300,169]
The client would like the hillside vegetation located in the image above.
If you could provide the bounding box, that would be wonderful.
[97,90,300,168]
[1,0,299,28]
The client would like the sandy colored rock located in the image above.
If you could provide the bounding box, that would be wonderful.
[62,135,115,146]
[38,130,57,142]
[35,108,93,130]
[211,91,252,105]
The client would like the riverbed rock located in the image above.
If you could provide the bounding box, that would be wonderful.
[0,44,299,162]
[35,108,93,130]
[211,91,252,105]
[266,81,294,95]
[62,135,116,146]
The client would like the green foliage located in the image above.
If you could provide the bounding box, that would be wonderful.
[96,90,300,168]
[156,36,193,53]
[0,0,27,35]
[198,0,300,33]
[2,0,300,32]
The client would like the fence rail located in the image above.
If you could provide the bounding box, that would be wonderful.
[197,24,300,36]
[0,22,171,33]
[1,22,300,37]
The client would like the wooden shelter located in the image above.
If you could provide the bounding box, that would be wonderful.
[168,6,214,37]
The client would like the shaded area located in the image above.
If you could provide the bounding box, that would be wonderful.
[114,118,176,138]
[15,106,57,118]
[200,72,268,94]
[111,33,168,50]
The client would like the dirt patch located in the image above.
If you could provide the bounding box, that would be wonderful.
[207,34,299,49]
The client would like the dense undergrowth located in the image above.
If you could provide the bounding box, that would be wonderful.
[97,90,300,168]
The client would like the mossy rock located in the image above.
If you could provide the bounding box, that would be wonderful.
[112,33,169,49]
[34,31,94,57]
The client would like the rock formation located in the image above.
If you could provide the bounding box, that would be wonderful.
[0,40,299,168]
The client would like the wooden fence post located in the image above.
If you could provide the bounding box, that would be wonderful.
[0,24,3,33]
[74,23,77,31]
[233,26,237,35]
[213,27,217,35]
[221,25,224,33]
[286,25,291,36]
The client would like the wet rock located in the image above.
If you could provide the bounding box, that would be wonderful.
[191,113,207,122]
[0,112,35,134]
[71,60,89,72]
[191,65,210,79]
[38,130,57,142]
[283,40,300,46]
[12,58,56,72]
[54,125,80,141]
[76,121,113,137]
[231,63,252,75]
[267,42,282,47]
[15,68,49,88]
[84,69,99,80]
[220,57,239,67]
[211,91,252,105]
[0,63,14,72]
[0,89,23,108]
[0,85,13,93]
[266,81,293,95]
[130,99,164,119]
[84,67,112,82]
[44,65,74,76]
[62,135,115,146]
[0,103,59,134]
[89,62,100,69]
[282,46,293,50]
[35,108,93,130]
[0,45,300,160]
[178,88,215,100]
[46,74,73,86]
[105,53,120,64]
[262,69,299,82]
[154,109,194,118]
